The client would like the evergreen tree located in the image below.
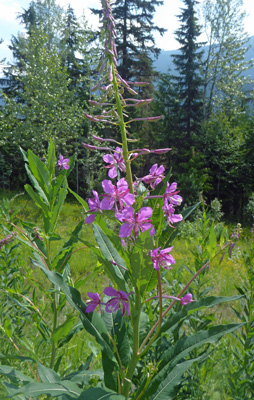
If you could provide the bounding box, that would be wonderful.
[92,0,166,85]
[172,0,204,137]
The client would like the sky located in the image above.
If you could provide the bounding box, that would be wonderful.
[1,0,254,64]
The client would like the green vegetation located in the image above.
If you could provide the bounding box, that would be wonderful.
[1,189,253,399]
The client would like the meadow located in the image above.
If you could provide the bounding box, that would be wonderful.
[1,189,253,399]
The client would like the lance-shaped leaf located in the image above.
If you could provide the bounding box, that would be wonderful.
[37,363,60,383]
[141,358,199,400]
[159,323,244,370]
[50,178,68,233]
[77,386,126,399]
[129,230,157,295]
[159,295,243,335]
[93,224,129,292]
[24,164,50,205]
[27,149,50,194]
[3,380,82,399]
[51,316,76,344]
[64,368,103,385]
[0,365,33,384]
[51,220,84,272]
[31,253,116,363]
[47,139,56,178]
[24,184,50,217]
[142,323,243,399]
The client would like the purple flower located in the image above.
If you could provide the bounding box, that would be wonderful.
[58,155,70,170]
[86,292,103,313]
[180,293,193,306]
[0,232,17,249]
[85,190,102,224]
[150,247,176,270]
[139,164,165,189]
[103,147,126,178]
[163,182,183,206]
[100,178,135,211]
[162,202,183,227]
[104,287,131,316]
[115,206,155,238]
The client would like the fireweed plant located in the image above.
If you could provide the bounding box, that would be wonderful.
[0,0,244,399]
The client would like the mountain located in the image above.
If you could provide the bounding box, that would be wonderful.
[153,35,254,79]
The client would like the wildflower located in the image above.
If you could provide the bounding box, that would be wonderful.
[150,247,175,270]
[104,287,131,316]
[139,164,165,189]
[180,293,194,306]
[100,178,135,211]
[58,155,70,170]
[115,206,155,238]
[86,292,103,313]
[103,147,126,178]
[85,190,102,224]
[0,232,17,249]
[163,182,183,206]
[162,202,183,227]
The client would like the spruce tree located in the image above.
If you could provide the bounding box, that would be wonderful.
[92,0,166,84]
[172,0,204,138]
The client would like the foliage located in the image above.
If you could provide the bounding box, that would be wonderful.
[91,0,166,84]
[244,193,254,222]
[0,4,244,398]
[201,0,253,119]
[224,227,254,399]
[172,0,204,136]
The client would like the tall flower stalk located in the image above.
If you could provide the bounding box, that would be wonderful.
[82,0,192,395]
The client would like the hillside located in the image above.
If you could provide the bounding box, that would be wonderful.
[154,35,254,79]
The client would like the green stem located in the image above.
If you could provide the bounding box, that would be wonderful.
[139,242,230,355]
[111,64,134,194]
[137,270,163,358]
[122,294,142,397]
[50,291,58,369]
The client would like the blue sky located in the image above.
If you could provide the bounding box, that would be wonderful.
[1,0,254,63]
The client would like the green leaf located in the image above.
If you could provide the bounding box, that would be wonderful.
[25,163,50,205]
[64,369,103,385]
[0,365,33,384]
[207,222,217,258]
[37,363,60,383]
[93,224,129,292]
[159,323,244,370]
[4,380,82,398]
[110,310,131,368]
[68,187,89,211]
[50,178,68,232]
[160,295,243,335]
[57,321,84,348]
[19,146,28,162]
[3,318,12,338]
[31,255,117,364]
[47,139,56,178]
[77,386,126,400]
[51,220,84,272]
[24,184,49,217]
[27,149,50,193]
[129,230,157,295]
[141,359,199,400]
[143,324,243,399]
[51,316,76,344]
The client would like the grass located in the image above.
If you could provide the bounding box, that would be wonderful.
[0,191,253,399]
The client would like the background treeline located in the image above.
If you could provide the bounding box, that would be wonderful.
[0,0,254,221]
